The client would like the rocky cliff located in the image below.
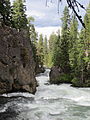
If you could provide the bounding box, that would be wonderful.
[0,26,37,94]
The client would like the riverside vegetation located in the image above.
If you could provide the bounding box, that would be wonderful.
[32,5,90,87]
[49,6,90,87]
[0,0,90,94]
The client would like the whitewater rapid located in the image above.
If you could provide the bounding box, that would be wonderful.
[0,69,90,120]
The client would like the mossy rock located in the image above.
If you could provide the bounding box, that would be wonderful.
[50,73,72,84]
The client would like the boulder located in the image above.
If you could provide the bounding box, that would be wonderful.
[0,26,37,94]
[35,66,45,75]
[49,66,62,84]
[49,66,72,84]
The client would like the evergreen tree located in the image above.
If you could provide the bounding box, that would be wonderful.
[72,4,90,86]
[0,0,11,26]
[12,0,28,31]
[52,31,61,66]
[27,16,35,39]
[43,35,48,66]
[60,6,70,73]
[37,34,44,67]
[84,3,90,57]
[69,15,78,72]
[81,3,90,84]
[29,24,38,64]
[27,16,42,73]
[48,32,58,67]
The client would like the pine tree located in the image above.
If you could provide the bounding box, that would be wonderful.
[82,3,90,84]
[48,32,58,67]
[29,23,38,64]
[0,0,11,26]
[84,3,90,58]
[71,3,90,86]
[60,6,70,73]
[37,34,44,67]
[69,15,78,72]
[27,16,35,38]
[52,31,61,66]
[12,0,28,31]
[43,35,48,66]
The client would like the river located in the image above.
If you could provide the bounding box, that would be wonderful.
[0,69,90,120]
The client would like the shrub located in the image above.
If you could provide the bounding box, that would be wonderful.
[71,77,80,87]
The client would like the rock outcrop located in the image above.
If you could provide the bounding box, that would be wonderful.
[49,66,62,84]
[49,66,72,84]
[35,66,45,75]
[0,26,37,94]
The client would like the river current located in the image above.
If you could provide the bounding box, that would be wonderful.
[0,69,90,120]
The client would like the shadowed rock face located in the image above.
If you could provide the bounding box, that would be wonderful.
[0,26,37,94]
[49,66,62,84]
[49,66,72,84]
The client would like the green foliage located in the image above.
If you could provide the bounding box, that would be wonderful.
[50,74,72,84]
[12,0,28,31]
[49,5,90,86]
[0,0,11,26]
[48,32,58,67]
[69,15,78,72]
[37,34,44,67]
[43,36,48,66]
[47,52,53,68]
[27,16,36,39]
[28,16,35,23]
[60,6,70,73]
[27,17,43,73]
[71,3,90,86]
[71,78,81,87]
[52,33,61,66]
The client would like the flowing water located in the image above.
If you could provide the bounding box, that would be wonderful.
[0,69,90,120]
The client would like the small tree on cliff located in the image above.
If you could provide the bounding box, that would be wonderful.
[12,0,28,31]
[0,0,11,26]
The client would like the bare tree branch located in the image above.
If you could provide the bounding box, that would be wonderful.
[46,0,86,28]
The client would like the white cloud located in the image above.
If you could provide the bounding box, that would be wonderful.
[35,26,61,39]
[26,10,45,18]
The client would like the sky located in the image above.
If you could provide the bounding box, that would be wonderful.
[10,0,90,38]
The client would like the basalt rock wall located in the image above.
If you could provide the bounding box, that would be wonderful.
[0,26,37,94]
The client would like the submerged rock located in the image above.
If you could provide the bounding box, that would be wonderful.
[0,26,37,94]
